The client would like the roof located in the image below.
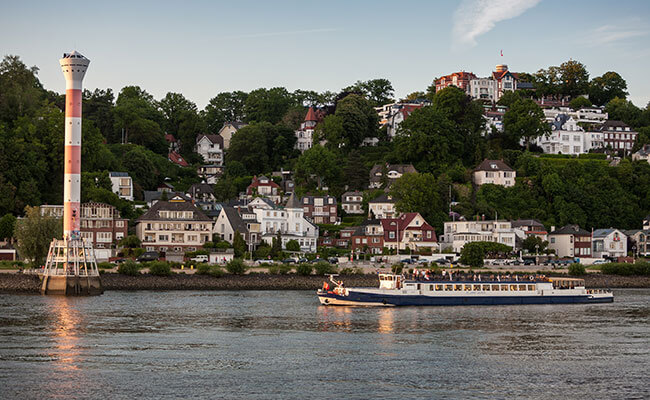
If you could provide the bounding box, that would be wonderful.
[223,121,247,130]
[247,175,280,194]
[285,192,301,209]
[168,151,189,167]
[188,183,214,197]
[369,164,418,183]
[109,171,129,177]
[551,225,590,236]
[474,159,514,172]
[381,213,437,242]
[137,200,211,222]
[511,219,545,229]
[600,120,635,132]
[593,228,625,238]
[143,191,190,204]
[221,206,250,234]
[304,107,317,122]
[196,134,224,147]
[369,193,394,204]
[165,134,177,143]
[634,144,650,156]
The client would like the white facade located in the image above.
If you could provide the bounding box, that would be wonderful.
[195,135,224,165]
[592,229,627,259]
[295,116,316,152]
[469,78,497,101]
[109,172,134,201]
[441,220,516,253]
[543,107,608,125]
[253,202,318,252]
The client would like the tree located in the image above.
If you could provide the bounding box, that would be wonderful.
[201,91,248,133]
[558,60,590,97]
[233,231,246,258]
[335,94,378,148]
[433,86,485,135]
[158,92,203,156]
[244,87,294,124]
[83,88,115,139]
[14,206,62,265]
[605,98,641,127]
[589,71,628,106]
[389,173,446,231]
[503,99,550,149]
[285,239,300,252]
[0,55,45,126]
[225,125,269,175]
[497,91,522,108]
[0,213,17,240]
[521,235,548,254]
[344,79,395,107]
[460,241,512,268]
[402,91,426,101]
[113,86,166,153]
[314,114,345,149]
[271,231,282,258]
[119,235,141,249]
[293,145,341,190]
[569,96,592,111]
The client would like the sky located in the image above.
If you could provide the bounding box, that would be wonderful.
[2,0,650,109]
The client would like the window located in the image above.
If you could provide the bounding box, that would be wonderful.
[389,232,395,239]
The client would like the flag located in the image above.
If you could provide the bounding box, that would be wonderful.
[500,49,503,57]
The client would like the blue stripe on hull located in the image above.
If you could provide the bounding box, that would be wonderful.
[320,292,613,306]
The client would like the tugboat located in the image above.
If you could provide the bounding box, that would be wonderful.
[317,273,613,306]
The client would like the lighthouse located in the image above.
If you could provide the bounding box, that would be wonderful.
[41,51,102,295]
[59,51,89,238]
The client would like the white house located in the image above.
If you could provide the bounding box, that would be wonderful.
[536,114,588,155]
[218,121,247,150]
[473,159,516,187]
[592,228,627,259]
[632,144,650,163]
[440,219,517,253]
[295,107,317,152]
[342,191,364,215]
[109,172,134,201]
[368,193,397,219]
[195,134,224,165]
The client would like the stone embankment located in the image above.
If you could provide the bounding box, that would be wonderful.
[0,272,649,294]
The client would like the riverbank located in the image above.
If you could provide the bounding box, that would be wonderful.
[1,272,650,293]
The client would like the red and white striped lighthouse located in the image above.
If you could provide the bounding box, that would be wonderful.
[59,51,89,239]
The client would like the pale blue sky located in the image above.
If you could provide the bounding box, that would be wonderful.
[2,0,650,108]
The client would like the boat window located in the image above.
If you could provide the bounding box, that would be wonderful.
[482,285,491,291]
[501,285,509,291]
[428,285,434,291]
[473,284,481,291]
[444,284,453,291]
[435,284,443,291]
[518,285,527,291]
[463,285,471,291]
[454,285,462,291]
[492,285,500,291]
[527,285,535,291]
[416,284,421,291]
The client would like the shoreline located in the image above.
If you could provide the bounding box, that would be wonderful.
[1,272,650,294]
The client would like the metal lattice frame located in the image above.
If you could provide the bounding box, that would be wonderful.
[43,238,99,277]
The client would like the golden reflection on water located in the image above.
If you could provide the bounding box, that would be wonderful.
[377,308,394,334]
[46,297,82,371]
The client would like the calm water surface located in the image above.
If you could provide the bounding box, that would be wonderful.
[0,289,648,399]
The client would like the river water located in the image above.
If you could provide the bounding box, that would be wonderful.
[0,289,648,399]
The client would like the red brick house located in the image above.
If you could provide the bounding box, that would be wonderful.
[301,195,338,224]
[434,71,477,93]
[600,120,638,155]
[351,219,384,255]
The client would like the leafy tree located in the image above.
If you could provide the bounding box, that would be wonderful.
[293,145,341,190]
[314,114,345,149]
[605,98,642,127]
[0,213,17,240]
[497,91,522,107]
[0,55,45,126]
[158,92,203,156]
[568,263,586,276]
[14,206,62,265]
[233,231,246,258]
[335,94,378,148]
[226,122,296,174]
[569,96,592,110]
[83,88,115,139]
[120,235,141,249]
[589,71,628,106]
[113,86,166,153]
[201,91,248,133]
[460,241,511,268]
[533,66,562,98]
[521,235,548,254]
[403,91,426,101]
[342,149,370,190]
[389,173,446,231]
[432,86,485,135]
[226,258,246,274]
[118,260,140,276]
[285,239,300,252]
[244,87,294,124]
[558,60,589,97]
[270,231,282,258]
[344,79,395,107]
[503,99,550,149]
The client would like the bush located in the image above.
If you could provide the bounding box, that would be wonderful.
[117,260,140,276]
[313,261,337,275]
[226,258,246,274]
[296,263,313,276]
[0,260,25,269]
[209,266,224,277]
[148,261,172,276]
[391,264,403,274]
[97,262,115,270]
[195,263,212,275]
[568,263,586,276]
[285,240,301,252]
[600,262,650,276]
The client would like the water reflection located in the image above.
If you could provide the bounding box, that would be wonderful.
[46,297,82,371]
[377,308,394,334]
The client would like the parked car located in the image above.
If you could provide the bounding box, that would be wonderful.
[190,254,209,263]
[417,259,429,265]
[255,259,273,265]
[112,258,127,264]
[592,259,608,265]
[137,251,159,262]
[432,258,448,264]
[297,258,308,263]
[523,259,535,266]
[400,258,413,264]
[281,258,297,264]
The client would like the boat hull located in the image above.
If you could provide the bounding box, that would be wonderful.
[317,291,614,307]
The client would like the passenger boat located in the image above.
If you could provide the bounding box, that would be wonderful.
[317,274,613,306]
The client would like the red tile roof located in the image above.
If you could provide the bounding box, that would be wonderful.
[304,107,317,122]
[168,151,189,167]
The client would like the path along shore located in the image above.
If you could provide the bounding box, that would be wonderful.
[1,272,649,294]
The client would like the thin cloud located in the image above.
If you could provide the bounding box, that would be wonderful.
[222,28,340,40]
[589,24,649,46]
[452,0,541,49]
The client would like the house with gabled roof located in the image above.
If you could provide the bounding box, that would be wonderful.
[548,225,592,259]
[195,134,224,165]
[632,144,650,163]
[473,159,515,187]
[368,193,397,219]
[214,205,261,252]
[246,175,282,204]
[351,219,384,255]
[592,228,627,259]
[168,150,189,167]
[342,190,364,215]
[295,107,318,152]
[218,121,247,150]
[369,164,417,189]
[381,213,437,252]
